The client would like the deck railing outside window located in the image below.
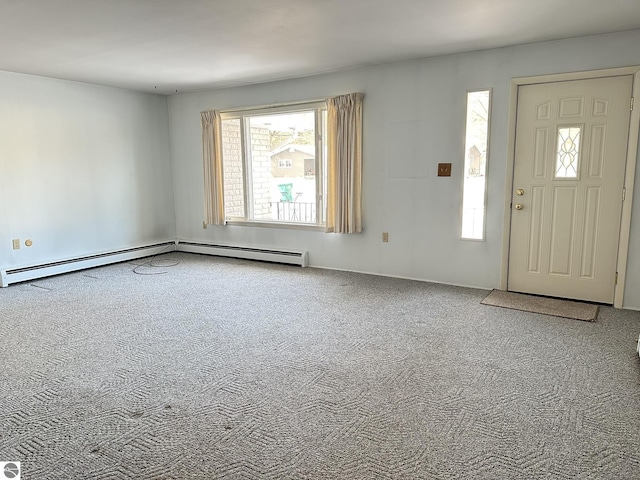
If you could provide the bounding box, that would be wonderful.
[270,201,316,223]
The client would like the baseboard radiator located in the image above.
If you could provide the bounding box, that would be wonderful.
[0,242,176,287]
[176,241,308,267]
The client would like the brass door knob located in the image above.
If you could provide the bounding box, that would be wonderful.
[515,203,524,210]
[516,189,524,196]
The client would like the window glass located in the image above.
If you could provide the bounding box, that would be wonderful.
[461,90,491,240]
[221,104,326,225]
[221,118,245,218]
[555,126,581,178]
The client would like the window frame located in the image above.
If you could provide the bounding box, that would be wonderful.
[219,101,327,230]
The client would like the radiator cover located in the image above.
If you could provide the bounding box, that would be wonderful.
[0,242,176,287]
[176,241,308,267]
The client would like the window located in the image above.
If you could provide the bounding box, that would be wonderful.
[461,89,491,240]
[555,126,581,178]
[203,92,362,232]
[220,103,327,225]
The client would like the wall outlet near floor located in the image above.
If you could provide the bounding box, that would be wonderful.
[12,239,20,250]
[382,232,389,243]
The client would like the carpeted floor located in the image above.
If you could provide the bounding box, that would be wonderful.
[1,252,639,479]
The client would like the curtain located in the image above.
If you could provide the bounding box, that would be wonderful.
[201,110,225,225]
[326,93,364,233]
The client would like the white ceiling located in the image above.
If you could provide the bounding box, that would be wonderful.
[1,0,639,95]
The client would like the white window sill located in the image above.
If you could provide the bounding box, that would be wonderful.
[225,219,327,232]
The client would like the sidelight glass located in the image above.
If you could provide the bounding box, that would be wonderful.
[461,90,492,240]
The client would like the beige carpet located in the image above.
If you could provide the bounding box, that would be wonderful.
[4,254,640,479]
[481,289,599,321]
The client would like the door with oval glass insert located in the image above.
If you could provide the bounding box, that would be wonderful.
[508,75,633,303]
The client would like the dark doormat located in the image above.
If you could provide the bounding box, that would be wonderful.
[481,289,599,322]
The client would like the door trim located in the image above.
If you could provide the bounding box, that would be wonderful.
[500,66,640,308]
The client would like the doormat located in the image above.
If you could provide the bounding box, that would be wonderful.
[481,289,599,322]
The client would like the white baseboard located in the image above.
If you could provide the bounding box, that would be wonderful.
[176,241,308,267]
[0,241,176,287]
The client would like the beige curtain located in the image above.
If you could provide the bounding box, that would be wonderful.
[326,93,364,233]
[201,110,225,225]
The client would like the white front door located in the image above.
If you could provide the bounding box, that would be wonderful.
[508,75,633,303]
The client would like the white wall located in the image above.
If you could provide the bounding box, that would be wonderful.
[169,29,640,308]
[0,71,176,271]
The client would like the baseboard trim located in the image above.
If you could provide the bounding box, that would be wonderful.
[0,241,176,287]
[176,241,308,267]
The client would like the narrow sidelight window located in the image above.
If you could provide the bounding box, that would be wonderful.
[461,89,491,240]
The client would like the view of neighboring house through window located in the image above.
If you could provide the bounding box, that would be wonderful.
[461,89,491,240]
[221,103,326,225]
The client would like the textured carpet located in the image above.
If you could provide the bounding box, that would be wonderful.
[1,253,639,479]
[481,289,599,322]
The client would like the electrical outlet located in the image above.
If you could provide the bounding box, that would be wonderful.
[12,239,20,250]
[382,232,389,243]
[25,239,33,247]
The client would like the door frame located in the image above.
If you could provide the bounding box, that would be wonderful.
[500,66,640,308]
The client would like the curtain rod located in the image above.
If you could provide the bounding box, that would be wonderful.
[203,92,364,115]
[211,98,327,115]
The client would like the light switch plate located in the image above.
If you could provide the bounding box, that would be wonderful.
[438,163,452,177]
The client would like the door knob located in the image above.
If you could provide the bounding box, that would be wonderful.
[515,203,524,210]
[516,189,524,196]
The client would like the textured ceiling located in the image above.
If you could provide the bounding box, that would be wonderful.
[1,0,639,94]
